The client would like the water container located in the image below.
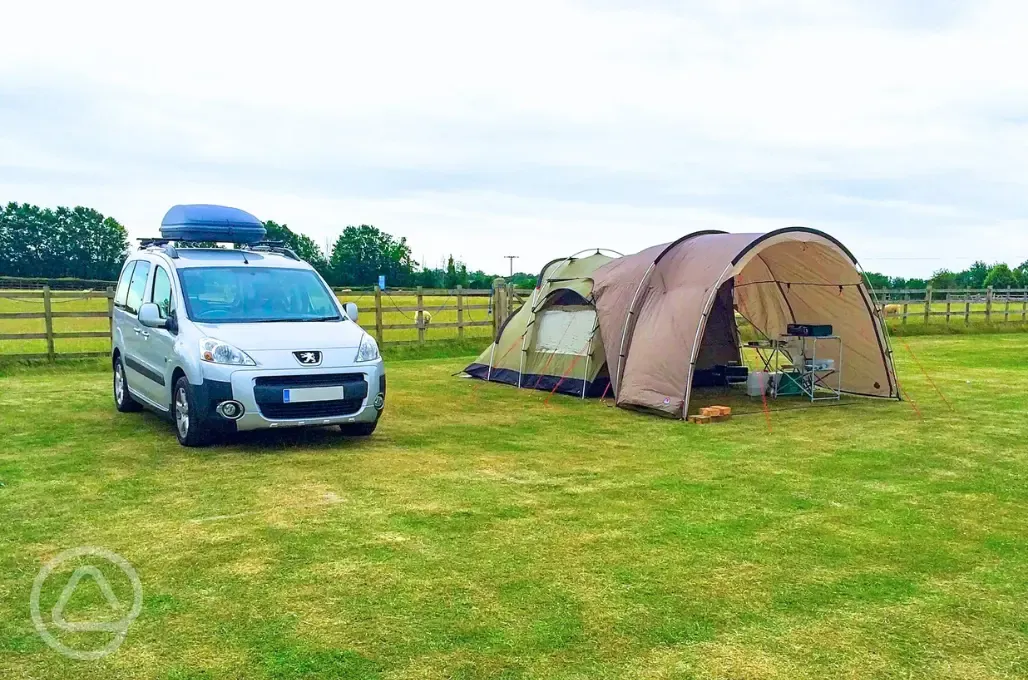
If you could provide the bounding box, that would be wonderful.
[746,371,769,397]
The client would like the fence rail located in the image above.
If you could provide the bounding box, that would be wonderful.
[872,286,1028,325]
[0,283,530,362]
[2,284,1025,362]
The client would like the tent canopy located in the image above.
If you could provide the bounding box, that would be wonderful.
[591,228,898,417]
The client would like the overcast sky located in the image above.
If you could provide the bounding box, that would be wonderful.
[2,0,1026,278]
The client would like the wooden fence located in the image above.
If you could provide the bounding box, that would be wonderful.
[2,284,1025,362]
[0,283,529,362]
[872,286,1028,325]
[0,287,116,361]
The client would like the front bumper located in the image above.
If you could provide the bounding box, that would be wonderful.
[199,360,385,432]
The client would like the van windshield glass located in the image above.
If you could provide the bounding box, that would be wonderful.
[178,267,342,323]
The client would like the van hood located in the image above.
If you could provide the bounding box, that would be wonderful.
[195,320,367,351]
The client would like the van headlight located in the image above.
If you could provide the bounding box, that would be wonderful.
[200,338,256,366]
[355,334,380,362]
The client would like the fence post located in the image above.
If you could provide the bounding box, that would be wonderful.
[416,286,425,344]
[1022,288,1027,323]
[964,287,971,324]
[373,285,384,345]
[492,279,507,339]
[106,285,115,340]
[43,285,55,363]
[901,298,908,325]
[456,285,464,342]
[1004,285,1011,322]
[945,291,951,324]
[506,283,515,317]
[923,285,932,324]
[985,286,994,323]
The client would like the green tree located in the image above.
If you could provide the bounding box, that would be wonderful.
[959,260,991,288]
[257,220,330,279]
[862,271,891,290]
[415,267,444,288]
[467,270,493,289]
[1014,260,1028,285]
[984,263,1017,289]
[0,202,128,279]
[509,272,538,288]
[930,269,957,290]
[443,255,469,289]
[328,225,416,287]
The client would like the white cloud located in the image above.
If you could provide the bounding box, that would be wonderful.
[2,0,1027,277]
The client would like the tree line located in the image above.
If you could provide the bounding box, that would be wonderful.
[864,260,1028,292]
[0,202,538,289]
[9,201,1021,291]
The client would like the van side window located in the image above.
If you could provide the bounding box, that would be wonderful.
[114,262,136,308]
[125,261,152,315]
[150,266,174,319]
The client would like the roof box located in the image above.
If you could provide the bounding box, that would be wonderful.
[160,204,266,244]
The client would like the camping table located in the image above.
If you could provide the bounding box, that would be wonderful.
[774,335,843,402]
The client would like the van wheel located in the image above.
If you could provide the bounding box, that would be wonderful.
[173,377,212,447]
[113,356,142,412]
[339,421,377,436]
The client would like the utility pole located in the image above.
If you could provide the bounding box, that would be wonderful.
[504,255,519,277]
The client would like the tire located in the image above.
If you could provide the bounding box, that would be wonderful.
[339,421,378,437]
[113,355,142,412]
[172,377,212,447]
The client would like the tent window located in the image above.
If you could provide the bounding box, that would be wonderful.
[541,289,590,307]
[535,309,596,354]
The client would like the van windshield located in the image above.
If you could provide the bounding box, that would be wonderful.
[178,267,342,323]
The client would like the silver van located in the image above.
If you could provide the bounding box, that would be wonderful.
[111,205,385,446]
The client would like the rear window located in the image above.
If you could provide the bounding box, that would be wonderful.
[125,261,151,314]
[114,262,136,308]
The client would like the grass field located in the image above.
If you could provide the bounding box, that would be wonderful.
[2,335,1028,678]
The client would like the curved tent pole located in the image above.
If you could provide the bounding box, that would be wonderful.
[856,261,901,400]
[613,262,654,396]
[517,286,541,388]
[612,230,729,398]
[682,262,734,418]
[567,248,625,260]
[730,225,859,265]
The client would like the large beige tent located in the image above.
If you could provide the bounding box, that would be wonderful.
[592,228,898,417]
[466,228,898,417]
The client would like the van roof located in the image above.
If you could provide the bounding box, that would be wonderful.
[148,248,314,270]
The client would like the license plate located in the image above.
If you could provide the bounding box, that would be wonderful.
[282,386,345,403]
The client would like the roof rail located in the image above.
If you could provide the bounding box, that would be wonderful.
[244,241,301,261]
[137,238,179,258]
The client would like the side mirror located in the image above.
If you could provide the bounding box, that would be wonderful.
[344,302,358,322]
[138,302,166,329]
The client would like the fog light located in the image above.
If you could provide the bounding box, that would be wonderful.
[217,400,244,419]
[373,393,385,410]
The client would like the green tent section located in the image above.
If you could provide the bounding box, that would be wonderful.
[464,250,617,397]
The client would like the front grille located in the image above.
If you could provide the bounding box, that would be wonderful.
[253,372,368,420]
[254,373,363,388]
[258,399,364,420]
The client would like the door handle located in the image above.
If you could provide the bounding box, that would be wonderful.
[133,327,142,334]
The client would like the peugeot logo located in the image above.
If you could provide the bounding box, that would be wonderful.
[293,351,322,366]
